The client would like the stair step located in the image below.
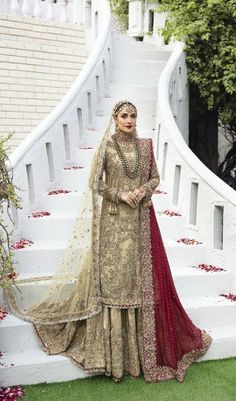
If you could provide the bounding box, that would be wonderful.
[111,67,164,85]
[62,167,90,192]
[156,214,186,239]
[10,238,208,276]
[75,148,96,169]
[199,326,236,361]
[0,348,89,386]
[2,266,231,315]
[1,295,235,362]
[152,192,171,211]
[20,209,186,243]
[112,57,165,71]
[165,240,207,267]
[41,187,167,215]
[21,213,89,241]
[0,314,41,353]
[1,323,235,387]
[7,266,232,299]
[11,240,68,276]
[112,38,157,50]
[112,39,171,61]
[113,47,166,61]
[42,191,84,214]
[171,266,232,297]
[182,296,236,329]
[109,83,157,101]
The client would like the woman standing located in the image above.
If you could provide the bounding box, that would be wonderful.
[7,100,212,383]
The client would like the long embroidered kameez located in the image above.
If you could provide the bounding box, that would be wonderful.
[35,135,159,379]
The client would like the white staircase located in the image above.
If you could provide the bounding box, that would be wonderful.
[1,36,236,386]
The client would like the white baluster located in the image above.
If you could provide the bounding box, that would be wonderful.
[72,0,82,24]
[22,0,32,16]
[60,0,68,23]
[10,0,20,14]
[46,0,54,21]
[84,0,92,29]
[33,0,42,19]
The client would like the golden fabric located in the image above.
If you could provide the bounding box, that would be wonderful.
[99,138,159,307]
[34,136,160,380]
[36,307,144,379]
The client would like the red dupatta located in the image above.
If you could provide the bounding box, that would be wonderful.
[139,138,212,383]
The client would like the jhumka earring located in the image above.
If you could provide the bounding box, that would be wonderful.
[115,124,119,135]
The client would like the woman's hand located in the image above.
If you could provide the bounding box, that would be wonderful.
[120,191,139,208]
[120,187,147,208]
[133,187,146,203]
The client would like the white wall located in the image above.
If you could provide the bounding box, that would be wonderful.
[156,43,236,288]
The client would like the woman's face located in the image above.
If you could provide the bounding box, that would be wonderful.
[115,105,137,135]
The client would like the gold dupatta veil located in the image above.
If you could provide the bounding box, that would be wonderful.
[5,102,123,325]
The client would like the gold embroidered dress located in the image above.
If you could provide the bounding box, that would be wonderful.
[95,133,160,378]
[32,133,160,381]
[6,100,212,383]
[98,134,159,308]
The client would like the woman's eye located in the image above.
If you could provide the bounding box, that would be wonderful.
[120,114,136,119]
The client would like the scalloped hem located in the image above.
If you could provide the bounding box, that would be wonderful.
[144,330,213,383]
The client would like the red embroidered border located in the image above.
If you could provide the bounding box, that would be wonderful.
[139,139,212,383]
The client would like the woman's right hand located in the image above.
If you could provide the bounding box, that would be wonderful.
[120,191,139,208]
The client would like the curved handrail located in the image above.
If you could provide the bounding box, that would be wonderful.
[10,0,111,169]
[158,42,236,206]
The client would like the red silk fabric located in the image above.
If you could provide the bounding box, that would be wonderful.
[139,138,212,382]
[150,205,211,372]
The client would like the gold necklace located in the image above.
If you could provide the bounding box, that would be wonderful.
[112,133,141,179]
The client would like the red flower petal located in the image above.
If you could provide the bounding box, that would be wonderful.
[177,238,202,245]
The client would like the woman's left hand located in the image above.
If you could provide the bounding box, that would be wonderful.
[133,188,146,203]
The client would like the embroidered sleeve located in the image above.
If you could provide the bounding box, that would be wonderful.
[97,152,120,204]
[140,147,160,197]
[97,174,120,204]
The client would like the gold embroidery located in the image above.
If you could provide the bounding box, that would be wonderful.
[18,137,211,383]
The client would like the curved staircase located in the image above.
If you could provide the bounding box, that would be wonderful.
[1,2,236,387]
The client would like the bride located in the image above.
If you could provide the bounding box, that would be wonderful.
[6,100,212,383]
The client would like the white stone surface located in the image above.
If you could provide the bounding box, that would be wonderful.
[156,43,236,286]
[0,349,90,386]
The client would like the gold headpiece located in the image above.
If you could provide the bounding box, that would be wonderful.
[112,100,137,117]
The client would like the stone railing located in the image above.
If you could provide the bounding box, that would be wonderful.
[6,0,111,234]
[0,0,84,24]
[156,42,236,287]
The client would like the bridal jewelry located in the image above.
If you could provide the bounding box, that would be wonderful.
[112,133,141,179]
